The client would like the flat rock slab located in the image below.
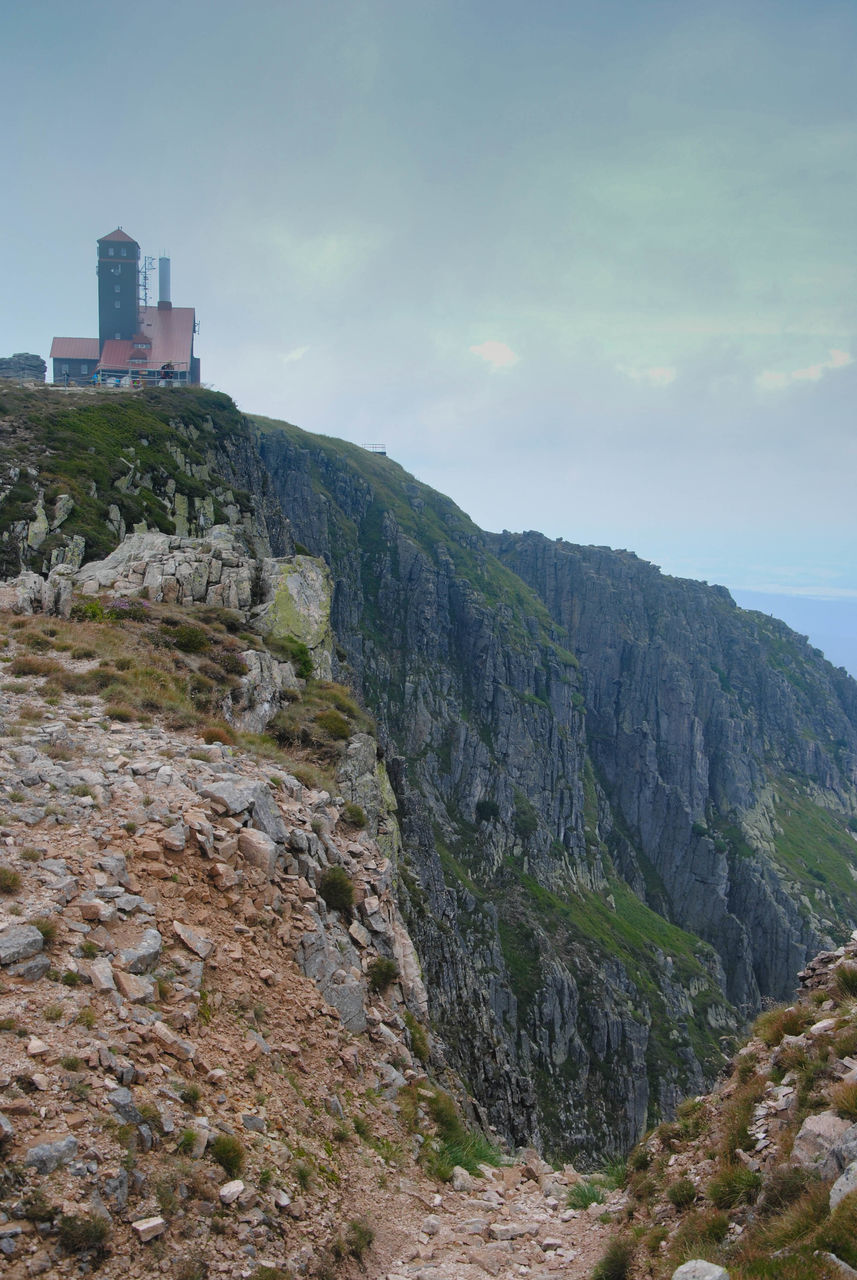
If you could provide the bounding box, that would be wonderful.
[117,928,162,974]
[0,925,44,966]
[672,1264,731,1280]
[792,1111,853,1170]
[219,1179,244,1204]
[173,919,213,959]
[24,1135,77,1174]
[132,1216,167,1242]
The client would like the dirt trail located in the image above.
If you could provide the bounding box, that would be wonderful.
[374,1159,622,1279]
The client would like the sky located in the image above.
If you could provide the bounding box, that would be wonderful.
[3,0,856,672]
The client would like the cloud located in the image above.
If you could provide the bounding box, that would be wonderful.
[469,340,519,370]
[618,364,677,387]
[282,345,310,364]
[757,348,852,391]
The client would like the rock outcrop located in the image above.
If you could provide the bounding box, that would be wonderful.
[0,353,46,382]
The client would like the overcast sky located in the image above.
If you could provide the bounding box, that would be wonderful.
[3,1,856,670]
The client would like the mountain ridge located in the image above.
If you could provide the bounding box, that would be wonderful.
[2,385,856,1164]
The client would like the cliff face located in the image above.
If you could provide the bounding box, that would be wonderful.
[252,421,742,1158]
[490,534,857,1009]
[3,387,857,1167]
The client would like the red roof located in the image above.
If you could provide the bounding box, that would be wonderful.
[50,337,100,360]
[98,307,195,372]
[99,228,138,244]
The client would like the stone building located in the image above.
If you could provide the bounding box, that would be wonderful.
[50,228,200,387]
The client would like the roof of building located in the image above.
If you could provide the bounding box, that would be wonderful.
[98,307,195,372]
[50,337,100,360]
[98,228,138,244]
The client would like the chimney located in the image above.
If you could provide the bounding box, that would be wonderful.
[157,257,172,309]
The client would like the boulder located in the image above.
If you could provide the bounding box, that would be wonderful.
[831,1160,857,1211]
[117,928,162,974]
[24,1135,77,1174]
[0,925,44,967]
[672,1264,730,1280]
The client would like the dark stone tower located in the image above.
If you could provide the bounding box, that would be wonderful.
[97,229,140,347]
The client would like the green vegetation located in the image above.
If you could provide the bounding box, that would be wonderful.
[209,1133,245,1178]
[0,386,251,577]
[419,1088,502,1182]
[0,865,22,893]
[591,1236,635,1280]
[318,865,354,915]
[567,1179,605,1209]
[771,778,857,937]
[57,1214,111,1259]
[367,955,399,993]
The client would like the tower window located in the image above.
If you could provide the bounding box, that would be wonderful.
[107,246,114,256]
[115,332,121,339]
[115,284,120,292]
[114,300,121,308]
[120,248,127,257]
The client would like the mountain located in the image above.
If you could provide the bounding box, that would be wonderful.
[2,385,856,1166]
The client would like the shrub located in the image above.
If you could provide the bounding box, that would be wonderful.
[708,1166,761,1209]
[513,792,539,839]
[345,1218,374,1260]
[170,624,210,653]
[591,1236,634,1280]
[367,956,399,993]
[294,1160,311,1190]
[667,1176,697,1209]
[830,1080,857,1121]
[176,1129,197,1155]
[757,1164,812,1217]
[76,1006,96,1029]
[209,1133,245,1178]
[342,802,366,828]
[57,1214,111,1258]
[267,634,313,678]
[33,916,58,947]
[60,1055,82,1070]
[202,723,236,745]
[567,1180,605,1209]
[315,708,351,740]
[404,1010,430,1064]
[353,1114,371,1140]
[318,866,354,915]
[475,798,500,823]
[21,1188,55,1222]
[0,866,21,894]
[628,1143,651,1171]
[753,1004,813,1047]
[835,964,857,999]
[180,1082,202,1108]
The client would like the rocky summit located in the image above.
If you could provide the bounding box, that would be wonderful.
[1,383,857,1278]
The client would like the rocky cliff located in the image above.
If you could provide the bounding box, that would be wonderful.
[2,386,857,1168]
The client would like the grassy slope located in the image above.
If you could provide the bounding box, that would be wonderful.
[0,387,249,572]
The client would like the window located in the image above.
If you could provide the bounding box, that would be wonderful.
[114,300,121,308]
[114,284,121,292]
[120,248,127,257]
[81,364,88,374]
[107,247,115,256]
[61,364,69,374]
[115,332,121,339]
